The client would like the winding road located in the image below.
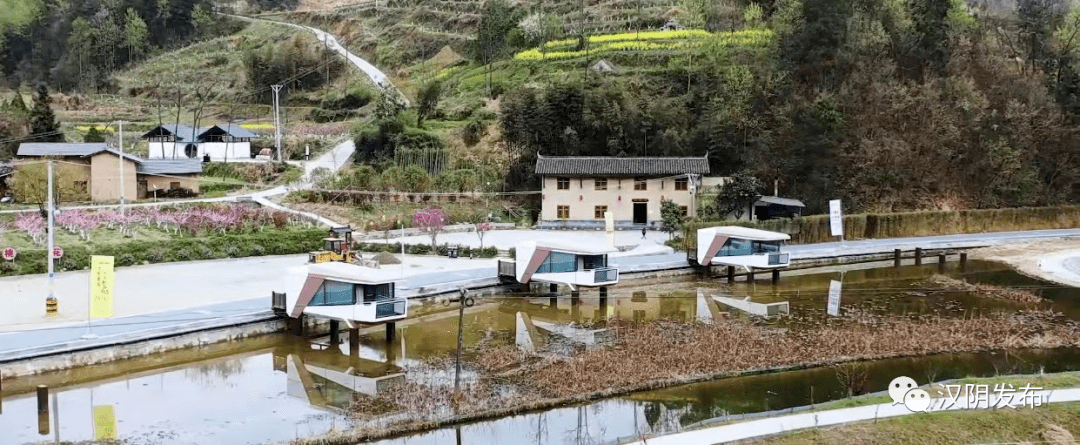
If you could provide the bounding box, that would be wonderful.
[222,13,409,107]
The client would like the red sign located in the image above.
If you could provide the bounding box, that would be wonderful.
[2,247,15,261]
[52,246,64,259]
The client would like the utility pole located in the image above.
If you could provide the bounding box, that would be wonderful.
[118,120,126,215]
[689,173,696,220]
[271,85,284,161]
[46,161,56,313]
[454,287,465,393]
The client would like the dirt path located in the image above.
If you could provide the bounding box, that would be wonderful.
[969,239,1080,287]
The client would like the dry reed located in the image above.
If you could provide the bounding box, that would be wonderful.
[924,274,1045,304]
[327,310,1080,444]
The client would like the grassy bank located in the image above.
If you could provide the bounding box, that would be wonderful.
[681,205,1080,247]
[749,402,1080,445]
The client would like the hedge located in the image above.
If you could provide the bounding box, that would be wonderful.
[680,205,1080,248]
[354,242,499,258]
[0,228,326,276]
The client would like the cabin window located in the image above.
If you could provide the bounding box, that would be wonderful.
[751,241,782,253]
[557,205,569,219]
[582,254,607,269]
[675,178,688,190]
[595,178,607,190]
[537,251,577,273]
[310,280,355,306]
[634,177,647,190]
[557,177,570,190]
[594,205,607,219]
[716,238,753,257]
[360,283,394,302]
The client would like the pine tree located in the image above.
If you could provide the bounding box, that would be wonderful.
[84,126,106,142]
[29,85,63,142]
[8,92,28,114]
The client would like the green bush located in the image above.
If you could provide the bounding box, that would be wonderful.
[200,182,245,195]
[146,249,167,263]
[475,246,498,258]
[408,244,431,255]
[117,253,137,267]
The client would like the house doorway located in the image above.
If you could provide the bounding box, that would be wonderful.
[633,201,648,225]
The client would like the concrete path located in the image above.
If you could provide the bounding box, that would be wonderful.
[625,387,1076,445]
[0,253,498,364]
[4,228,1080,369]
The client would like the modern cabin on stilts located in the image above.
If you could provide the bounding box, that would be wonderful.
[498,240,619,301]
[690,226,791,283]
[283,262,408,343]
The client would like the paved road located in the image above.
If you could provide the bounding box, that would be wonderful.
[224,13,409,107]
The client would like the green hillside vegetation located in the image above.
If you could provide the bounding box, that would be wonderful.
[288,0,1080,216]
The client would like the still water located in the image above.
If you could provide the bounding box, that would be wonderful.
[2,260,1078,444]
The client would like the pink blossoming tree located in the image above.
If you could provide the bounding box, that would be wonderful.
[414,208,446,248]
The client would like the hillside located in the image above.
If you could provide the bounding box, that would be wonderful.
[258,0,1080,216]
[4,0,1080,217]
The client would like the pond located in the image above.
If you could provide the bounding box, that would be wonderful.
[1,260,1075,444]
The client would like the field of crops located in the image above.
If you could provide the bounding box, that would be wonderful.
[514,28,774,61]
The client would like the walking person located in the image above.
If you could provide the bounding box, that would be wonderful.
[641,226,647,239]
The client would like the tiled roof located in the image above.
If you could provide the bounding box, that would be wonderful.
[137,159,204,175]
[204,124,258,139]
[144,124,257,141]
[82,147,145,164]
[535,155,710,176]
[17,142,110,157]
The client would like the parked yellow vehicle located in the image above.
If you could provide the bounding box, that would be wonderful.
[309,226,357,264]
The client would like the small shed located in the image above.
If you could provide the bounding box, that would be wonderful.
[754,196,805,220]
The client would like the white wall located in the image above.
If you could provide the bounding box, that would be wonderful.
[199,142,251,161]
[146,142,251,161]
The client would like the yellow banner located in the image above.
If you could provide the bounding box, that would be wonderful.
[93,405,117,440]
[90,256,115,318]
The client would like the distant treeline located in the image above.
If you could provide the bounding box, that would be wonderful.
[0,0,241,92]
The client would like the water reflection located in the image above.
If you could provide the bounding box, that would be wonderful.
[1,260,1077,444]
[373,348,1080,445]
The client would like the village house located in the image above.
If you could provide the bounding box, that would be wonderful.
[16,142,203,203]
[535,155,715,229]
[142,124,257,162]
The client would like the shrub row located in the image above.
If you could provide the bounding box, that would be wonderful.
[682,205,1080,247]
[353,242,500,258]
[0,228,325,276]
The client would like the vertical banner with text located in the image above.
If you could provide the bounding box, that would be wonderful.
[605,211,615,247]
[90,256,115,318]
[829,199,844,238]
[827,280,842,316]
[93,405,117,440]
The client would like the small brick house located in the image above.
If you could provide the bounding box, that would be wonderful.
[16,142,203,203]
[536,155,712,229]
